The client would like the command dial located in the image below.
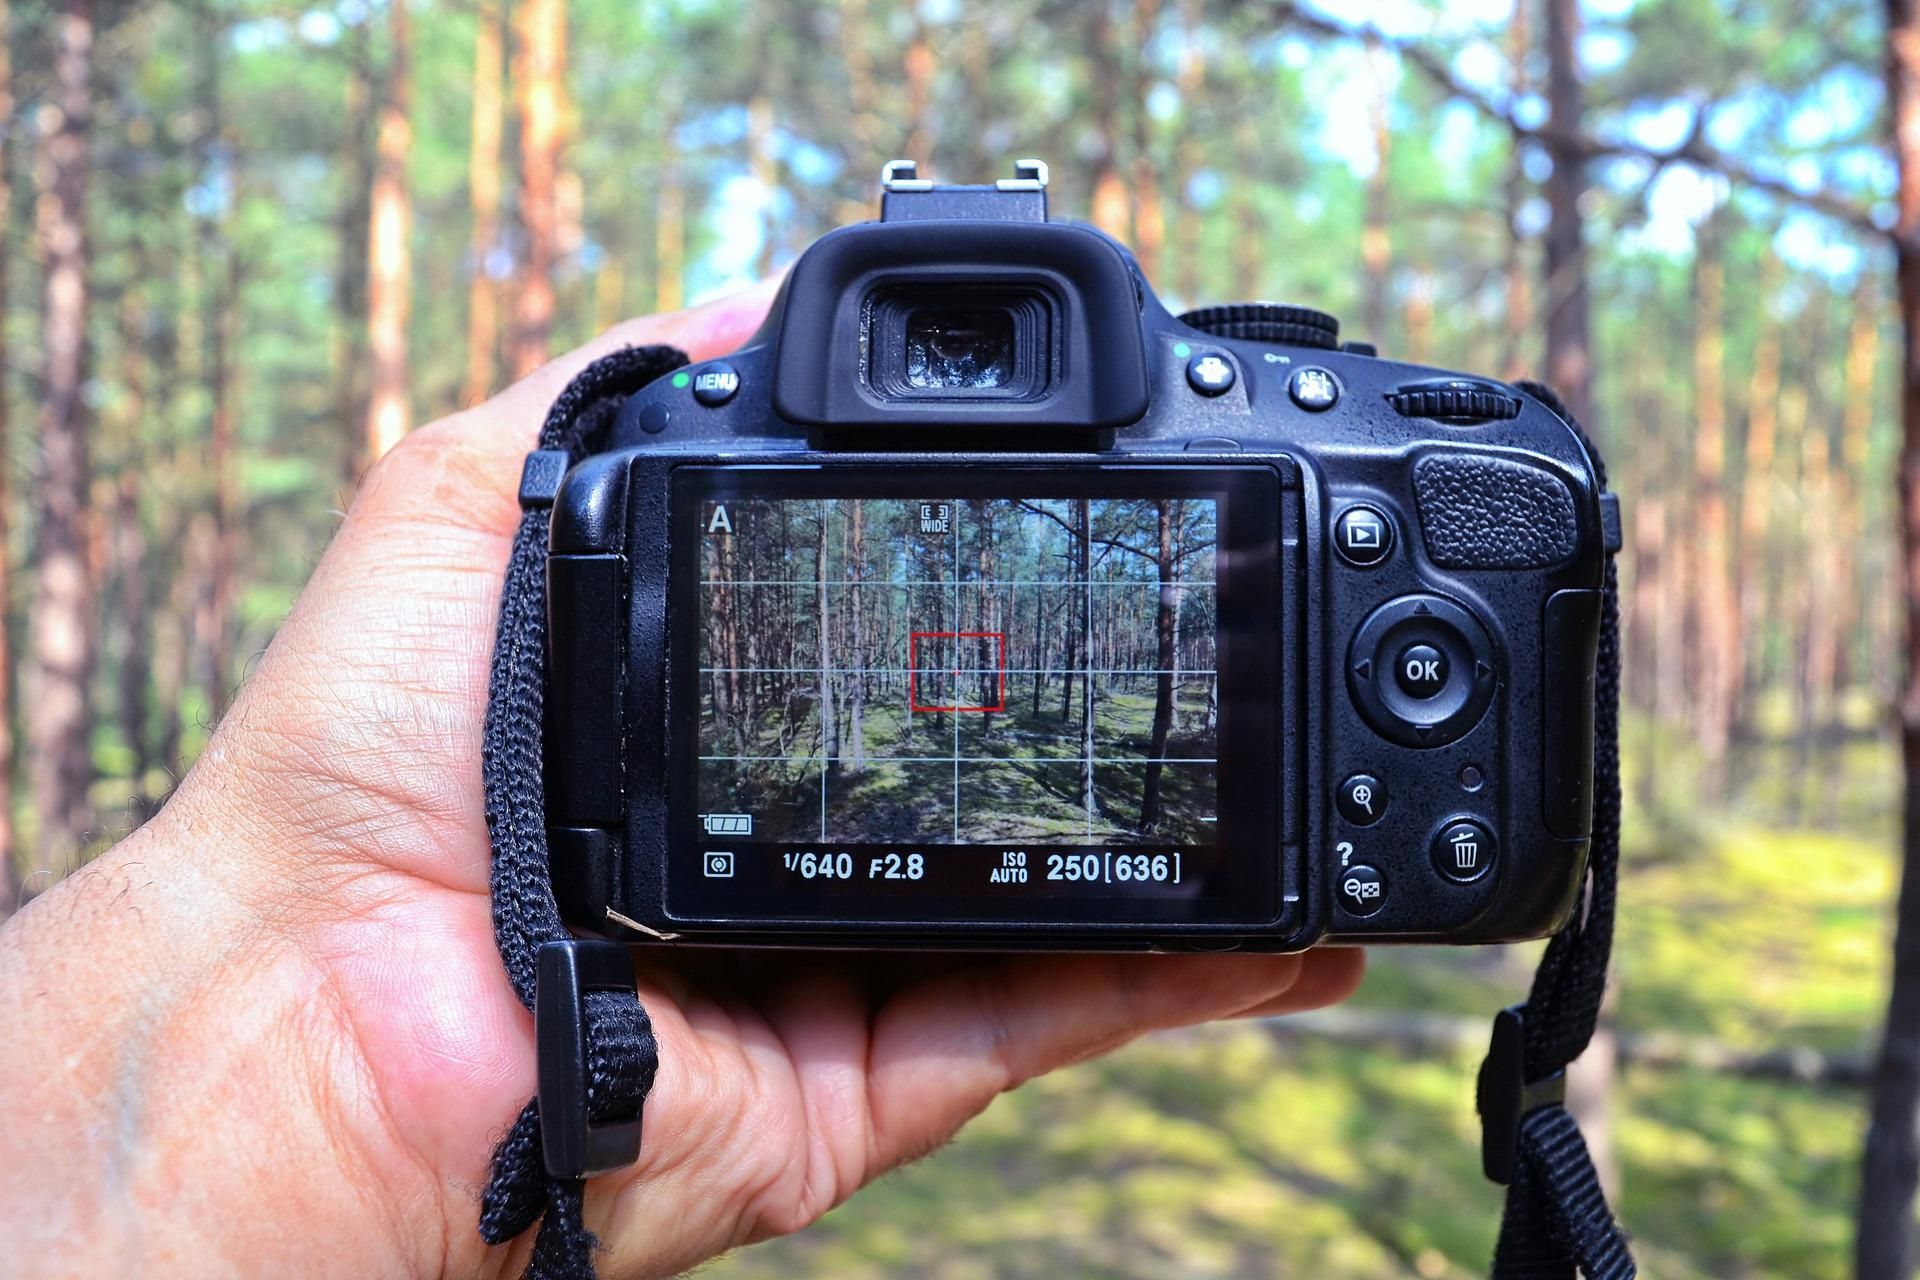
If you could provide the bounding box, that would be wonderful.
[1179,302,1341,350]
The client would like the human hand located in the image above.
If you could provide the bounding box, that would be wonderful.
[0,283,1365,1280]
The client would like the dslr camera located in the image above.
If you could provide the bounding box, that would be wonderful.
[542,159,1613,952]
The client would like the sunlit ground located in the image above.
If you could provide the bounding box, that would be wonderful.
[705,714,1897,1278]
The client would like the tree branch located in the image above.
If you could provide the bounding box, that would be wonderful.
[1257,1,1891,243]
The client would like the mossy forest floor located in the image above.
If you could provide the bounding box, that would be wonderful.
[699,721,1897,1278]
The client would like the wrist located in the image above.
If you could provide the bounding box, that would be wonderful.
[0,798,448,1279]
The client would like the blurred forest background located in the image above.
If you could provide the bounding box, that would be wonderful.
[0,0,1914,1274]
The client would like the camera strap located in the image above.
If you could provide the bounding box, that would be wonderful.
[1477,382,1634,1279]
[478,344,690,1280]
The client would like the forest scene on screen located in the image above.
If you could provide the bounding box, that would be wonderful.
[696,496,1219,846]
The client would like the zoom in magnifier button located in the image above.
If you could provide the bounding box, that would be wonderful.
[1336,773,1388,826]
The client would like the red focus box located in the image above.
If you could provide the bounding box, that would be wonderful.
[908,631,1006,712]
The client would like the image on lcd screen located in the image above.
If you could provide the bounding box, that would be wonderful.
[694,496,1219,847]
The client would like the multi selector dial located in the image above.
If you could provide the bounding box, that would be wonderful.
[1179,302,1341,351]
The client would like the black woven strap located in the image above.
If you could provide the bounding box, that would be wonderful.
[1478,381,1634,1280]
[479,346,689,1279]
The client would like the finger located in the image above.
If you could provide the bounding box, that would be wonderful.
[1230,947,1366,1018]
[862,950,1317,1172]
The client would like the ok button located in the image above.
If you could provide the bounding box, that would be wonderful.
[1395,643,1449,698]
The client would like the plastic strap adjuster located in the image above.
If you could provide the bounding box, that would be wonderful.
[535,939,644,1179]
[1476,1004,1568,1186]
[519,449,571,510]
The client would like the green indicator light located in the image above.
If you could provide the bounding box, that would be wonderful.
[671,371,692,389]
[1172,341,1192,359]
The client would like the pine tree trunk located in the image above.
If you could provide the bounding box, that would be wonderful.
[655,128,684,312]
[1500,0,1533,382]
[1361,47,1392,346]
[463,0,504,405]
[201,249,240,723]
[1128,0,1164,282]
[748,89,778,279]
[1541,0,1593,426]
[1170,0,1204,307]
[1833,274,1884,694]
[901,24,933,173]
[1736,252,1784,715]
[1541,0,1611,1185]
[1087,4,1128,243]
[26,0,96,890]
[511,0,565,377]
[1859,3,1920,1269]
[332,17,374,491]
[114,471,150,810]
[1689,211,1740,793]
[366,0,412,463]
[0,0,17,916]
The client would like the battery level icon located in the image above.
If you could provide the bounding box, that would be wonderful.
[702,813,753,836]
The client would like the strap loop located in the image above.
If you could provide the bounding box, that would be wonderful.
[536,940,652,1178]
[1478,1004,1567,1186]
[480,345,690,1279]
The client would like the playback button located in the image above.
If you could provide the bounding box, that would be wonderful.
[1334,504,1394,566]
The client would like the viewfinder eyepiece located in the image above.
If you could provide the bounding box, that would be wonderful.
[904,306,1015,389]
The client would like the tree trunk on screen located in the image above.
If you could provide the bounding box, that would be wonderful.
[27,0,96,890]
[463,0,504,405]
[0,0,17,916]
[1541,0,1592,426]
[818,504,839,776]
[1060,520,1078,723]
[1500,0,1533,382]
[1139,501,1177,833]
[511,0,565,377]
[1859,2,1920,1270]
[332,16,374,489]
[1077,500,1095,821]
[366,0,412,462]
[847,501,866,771]
[1689,210,1739,794]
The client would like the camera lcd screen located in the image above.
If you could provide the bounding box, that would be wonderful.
[665,466,1285,927]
